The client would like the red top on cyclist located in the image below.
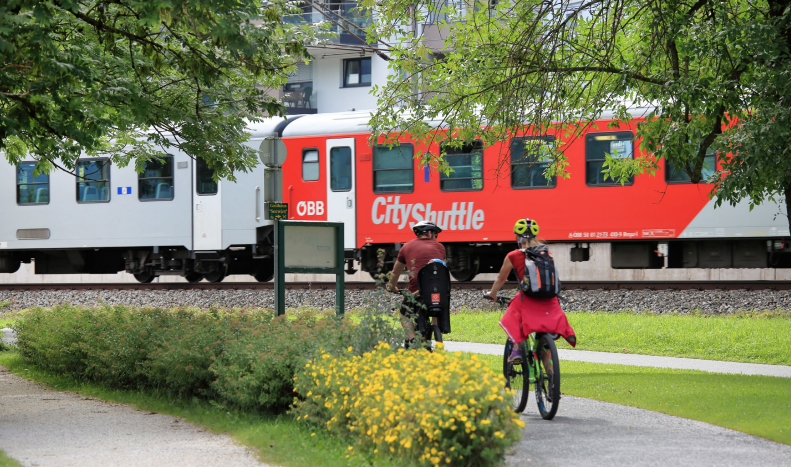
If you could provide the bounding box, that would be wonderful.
[485,218,576,362]
[387,220,446,294]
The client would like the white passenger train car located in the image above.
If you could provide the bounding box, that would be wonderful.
[0,118,289,283]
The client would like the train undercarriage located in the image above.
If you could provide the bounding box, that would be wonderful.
[3,238,791,283]
[358,238,791,282]
[0,227,278,283]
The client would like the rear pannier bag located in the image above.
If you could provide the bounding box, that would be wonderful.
[518,245,561,298]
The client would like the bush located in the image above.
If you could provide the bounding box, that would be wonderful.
[13,305,335,408]
[210,313,350,411]
[292,343,524,467]
[12,303,407,413]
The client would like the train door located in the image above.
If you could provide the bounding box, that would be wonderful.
[193,158,223,250]
[326,138,356,249]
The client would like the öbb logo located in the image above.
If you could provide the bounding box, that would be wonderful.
[371,196,485,231]
[296,200,325,216]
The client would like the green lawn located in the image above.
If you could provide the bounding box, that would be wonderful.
[450,311,791,365]
[0,352,404,467]
[0,450,21,467]
[480,354,791,445]
[0,310,14,329]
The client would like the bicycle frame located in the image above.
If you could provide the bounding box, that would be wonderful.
[524,333,539,384]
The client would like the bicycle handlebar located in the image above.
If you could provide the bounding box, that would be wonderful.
[482,292,510,306]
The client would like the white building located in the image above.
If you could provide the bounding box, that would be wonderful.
[276,1,391,114]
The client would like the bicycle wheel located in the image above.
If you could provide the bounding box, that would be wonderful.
[503,339,529,413]
[535,333,561,420]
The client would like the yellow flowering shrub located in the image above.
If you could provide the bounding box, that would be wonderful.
[292,343,524,467]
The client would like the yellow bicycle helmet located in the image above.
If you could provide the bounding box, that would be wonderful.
[514,218,539,239]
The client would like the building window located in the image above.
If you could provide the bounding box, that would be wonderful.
[666,154,716,183]
[585,132,634,186]
[510,137,556,189]
[302,149,319,181]
[440,141,484,191]
[343,58,371,87]
[373,144,414,193]
[77,159,111,202]
[330,147,352,191]
[196,158,218,195]
[139,156,174,201]
[16,163,49,205]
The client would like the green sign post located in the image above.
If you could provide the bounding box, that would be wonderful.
[274,220,345,317]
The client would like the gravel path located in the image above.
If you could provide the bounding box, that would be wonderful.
[508,395,791,467]
[3,287,791,313]
[0,367,271,467]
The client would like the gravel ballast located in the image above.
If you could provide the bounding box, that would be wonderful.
[3,287,791,313]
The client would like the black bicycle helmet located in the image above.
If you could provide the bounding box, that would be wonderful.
[412,220,442,236]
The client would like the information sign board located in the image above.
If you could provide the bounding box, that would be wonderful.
[274,221,344,317]
[283,225,336,268]
[267,202,288,220]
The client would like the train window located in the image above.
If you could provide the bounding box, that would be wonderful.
[16,162,50,205]
[196,158,218,195]
[585,132,634,186]
[330,147,352,191]
[666,154,716,183]
[139,156,174,201]
[510,137,556,189]
[373,144,414,193]
[302,149,319,181]
[440,141,483,191]
[76,159,111,203]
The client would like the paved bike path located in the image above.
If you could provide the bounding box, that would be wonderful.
[508,394,791,466]
[443,341,791,378]
[0,366,270,467]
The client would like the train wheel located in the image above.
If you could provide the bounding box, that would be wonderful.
[184,273,203,283]
[254,260,274,282]
[450,269,477,282]
[203,270,226,283]
[134,271,156,283]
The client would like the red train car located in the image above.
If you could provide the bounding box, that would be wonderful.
[278,110,789,280]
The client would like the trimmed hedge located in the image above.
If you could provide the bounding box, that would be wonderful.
[13,305,348,409]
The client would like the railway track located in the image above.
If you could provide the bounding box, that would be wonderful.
[2,280,791,291]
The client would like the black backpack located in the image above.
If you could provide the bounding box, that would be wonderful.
[417,260,451,334]
[518,245,561,298]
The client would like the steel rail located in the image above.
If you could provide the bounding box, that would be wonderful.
[2,280,791,291]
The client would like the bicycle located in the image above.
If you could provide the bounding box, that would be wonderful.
[388,259,450,350]
[483,293,561,420]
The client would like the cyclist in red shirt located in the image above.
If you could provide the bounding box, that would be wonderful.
[485,218,576,363]
[387,220,446,345]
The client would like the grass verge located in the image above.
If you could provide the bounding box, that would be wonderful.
[0,451,21,467]
[480,354,791,445]
[451,310,791,365]
[0,351,403,467]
